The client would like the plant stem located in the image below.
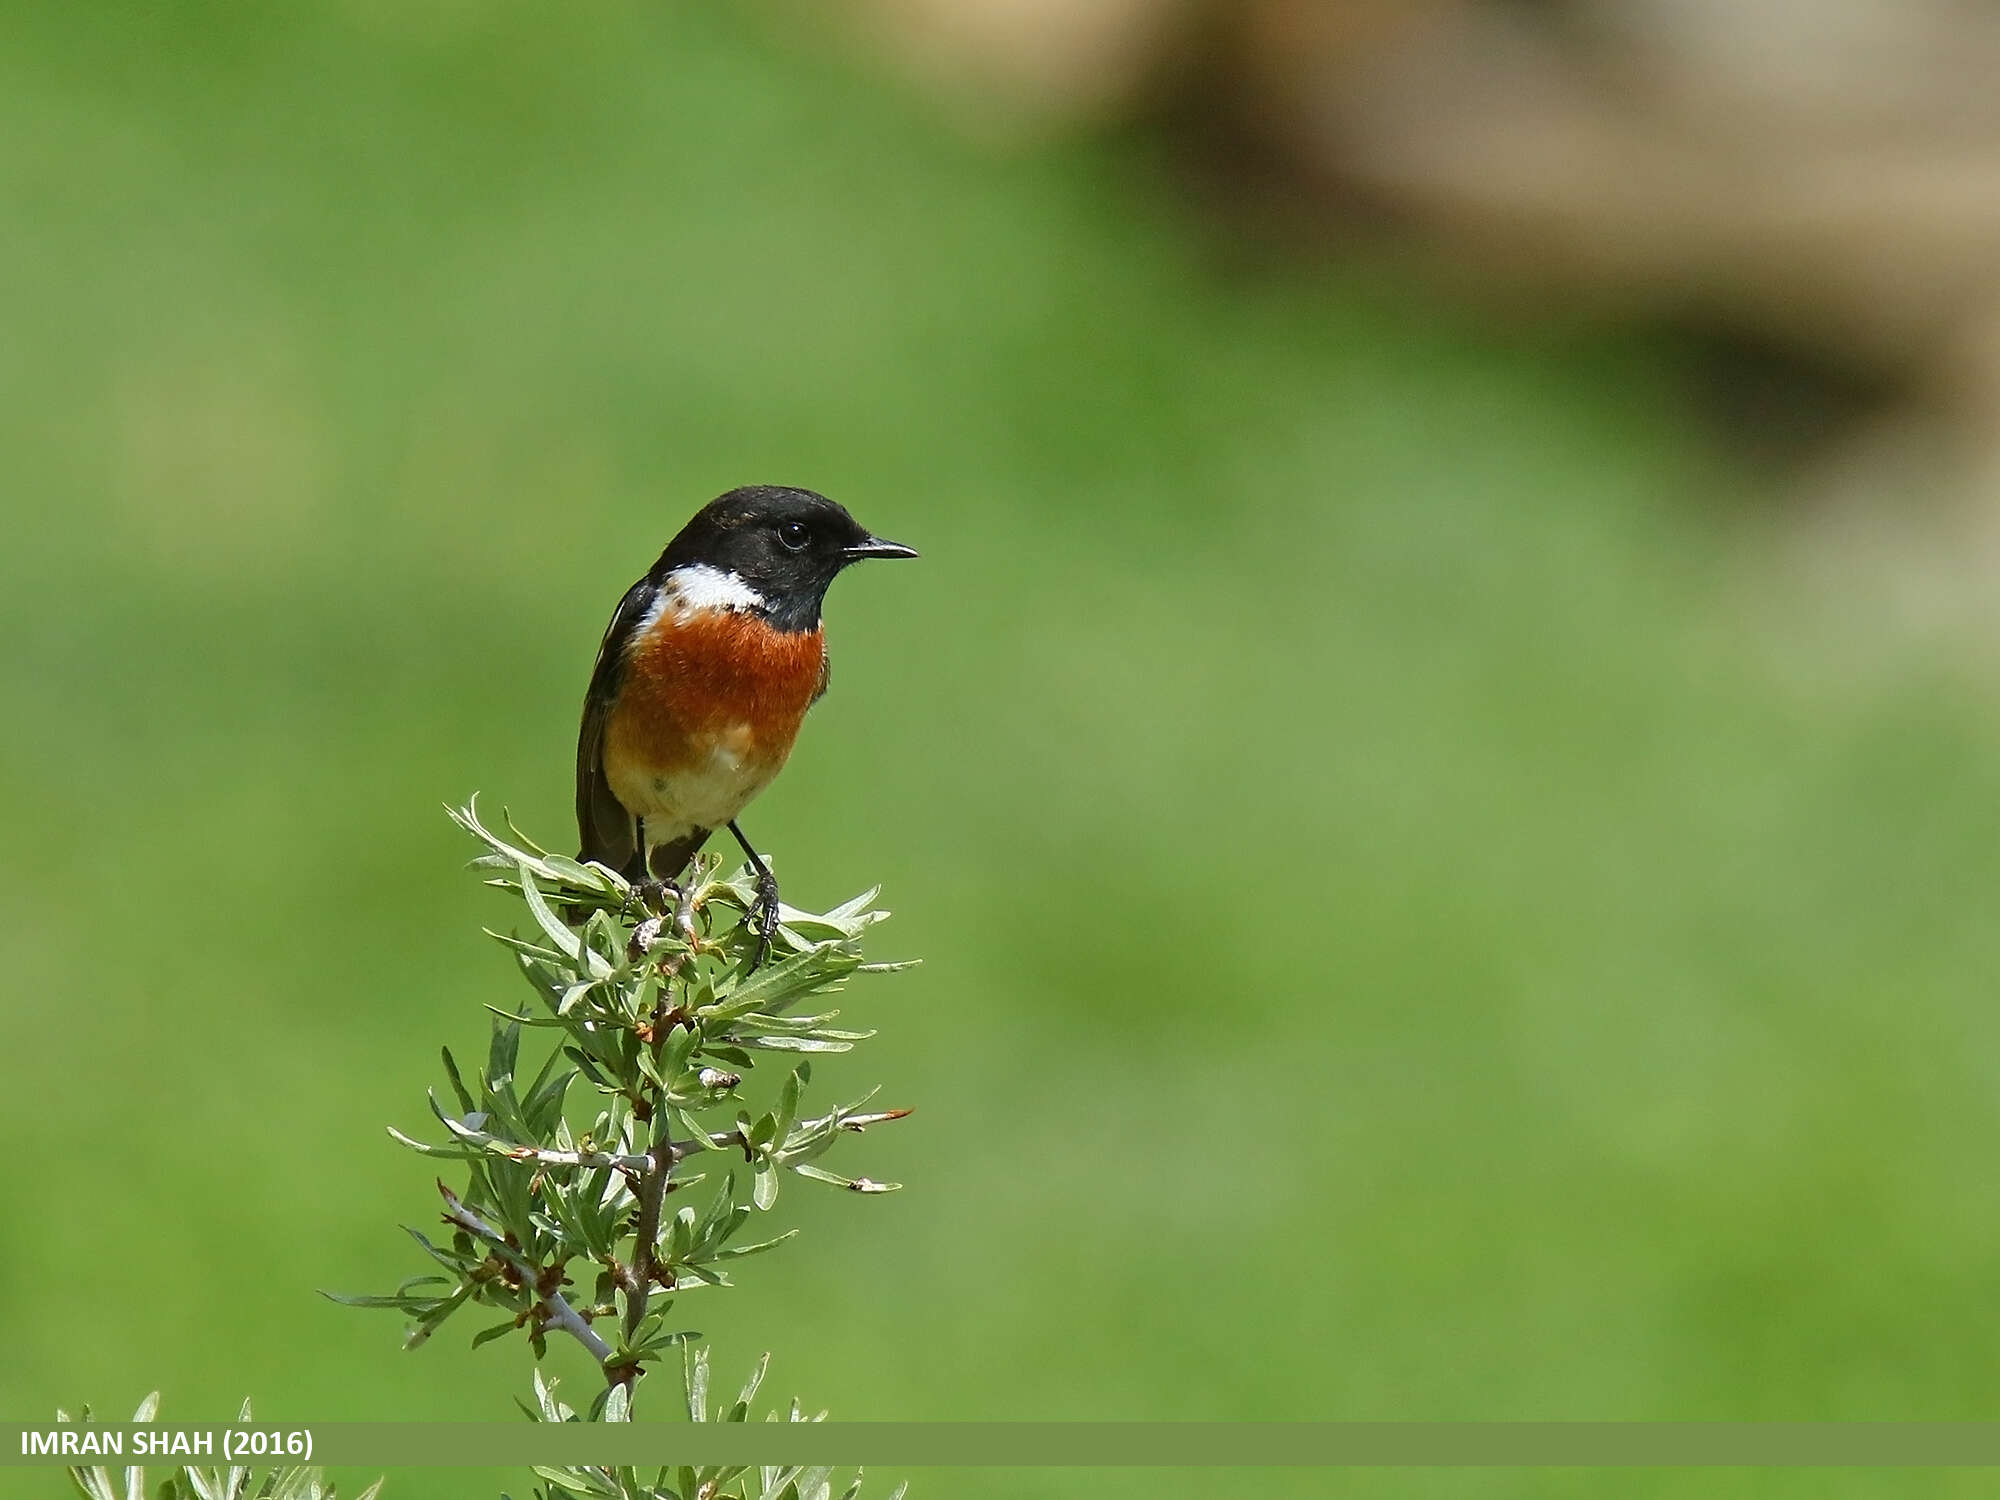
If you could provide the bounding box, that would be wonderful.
[616,1117,675,1366]
[611,961,679,1392]
[542,1291,615,1364]
[441,1188,614,1369]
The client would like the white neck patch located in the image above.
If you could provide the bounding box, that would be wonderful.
[653,563,766,623]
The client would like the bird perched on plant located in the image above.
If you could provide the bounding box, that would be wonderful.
[575,485,917,951]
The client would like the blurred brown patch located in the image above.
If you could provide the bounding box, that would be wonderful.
[844,0,2000,524]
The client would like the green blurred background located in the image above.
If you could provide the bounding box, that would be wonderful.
[7,4,2000,1497]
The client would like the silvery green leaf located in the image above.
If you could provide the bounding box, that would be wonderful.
[401,1225,475,1272]
[487,930,569,965]
[496,805,553,858]
[494,1009,580,1035]
[635,1325,696,1357]
[634,1045,667,1090]
[539,1180,601,1255]
[822,886,882,922]
[532,1369,571,1424]
[770,902,863,933]
[705,1202,751,1254]
[820,1085,884,1119]
[521,1059,578,1133]
[732,1353,770,1421]
[318,1290,423,1309]
[471,1319,518,1349]
[564,1046,613,1089]
[445,798,495,848]
[518,868,583,961]
[713,1228,798,1260]
[667,1105,722,1150]
[544,853,606,886]
[789,1164,898,1193]
[579,912,623,977]
[440,1046,477,1114]
[661,1026,700,1077]
[706,947,855,1016]
[386,1125,477,1160]
[789,1162,850,1187]
[531,1468,618,1499]
[734,1010,842,1033]
[668,1203,698,1258]
[404,1282,473,1347]
[487,1021,521,1091]
[684,1342,710,1422]
[694,1172,738,1244]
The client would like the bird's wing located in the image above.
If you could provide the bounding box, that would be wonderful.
[575,574,658,873]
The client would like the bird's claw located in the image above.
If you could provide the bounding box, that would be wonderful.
[620,878,679,922]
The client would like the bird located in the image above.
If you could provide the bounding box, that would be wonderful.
[575,485,916,952]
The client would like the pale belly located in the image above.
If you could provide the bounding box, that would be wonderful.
[605,723,780,842]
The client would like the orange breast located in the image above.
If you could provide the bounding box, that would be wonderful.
[605,609,825,785]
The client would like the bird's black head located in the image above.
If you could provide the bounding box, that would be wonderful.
[655,485,917,633]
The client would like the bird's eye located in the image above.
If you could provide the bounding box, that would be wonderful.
[776,520,811,552]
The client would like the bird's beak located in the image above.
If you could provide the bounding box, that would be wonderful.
[843,535,920,561]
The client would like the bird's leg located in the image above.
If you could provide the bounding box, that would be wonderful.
[728,820,781,969]
[620,817,678,917]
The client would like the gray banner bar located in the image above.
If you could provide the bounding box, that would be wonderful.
[14,1422,2000,1468]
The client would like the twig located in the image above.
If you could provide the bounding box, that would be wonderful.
[540,1290,615,1363]
[438,1184,613,1368]
[617,1117,675,1369]
[611,947,683,1391]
